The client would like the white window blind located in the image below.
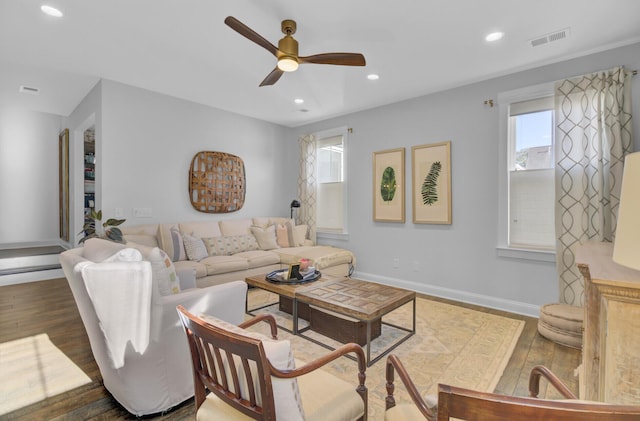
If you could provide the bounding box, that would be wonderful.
[316,133,346,233]
[508,95,555,250]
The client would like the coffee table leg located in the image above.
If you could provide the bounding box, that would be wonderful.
[366,320,372,365]
[293,298,299,334]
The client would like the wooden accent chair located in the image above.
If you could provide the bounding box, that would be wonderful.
[177,305,368,420]
[384,354,640,420]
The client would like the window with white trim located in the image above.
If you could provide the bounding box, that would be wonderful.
[508,96,555,250]
[315,128,347,235]
[497,82,556,261]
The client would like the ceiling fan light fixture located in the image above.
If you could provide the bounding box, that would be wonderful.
[277,56,299,72]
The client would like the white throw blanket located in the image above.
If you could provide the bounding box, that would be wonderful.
[77,259,153,368]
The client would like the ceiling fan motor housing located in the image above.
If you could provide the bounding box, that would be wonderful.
[278,34,298,58]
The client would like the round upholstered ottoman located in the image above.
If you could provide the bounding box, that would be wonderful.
[538,303,583,349]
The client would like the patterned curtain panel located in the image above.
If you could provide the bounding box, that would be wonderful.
[555,66,633,305]
[298,134,318,244]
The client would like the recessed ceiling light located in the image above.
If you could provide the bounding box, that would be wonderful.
[41,5,63,17]
[367,74,380,81]
[485,32,504,42]
[294,98,304,104]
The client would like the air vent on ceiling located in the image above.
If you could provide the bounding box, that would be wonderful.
[530,27,570,47]
[19,85,40,95]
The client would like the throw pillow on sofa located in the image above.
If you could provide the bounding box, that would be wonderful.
[183,233,209,261]
[250,225,279,250]
[126,242,181,296]
[203,235,259,256]
[292,224,308,247]
[276,223,295,248]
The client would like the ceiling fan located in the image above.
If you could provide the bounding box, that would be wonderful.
[224,16,366,86]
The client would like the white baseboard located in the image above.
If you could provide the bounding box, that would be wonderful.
[0,269,64,287]
[353,270,540,318]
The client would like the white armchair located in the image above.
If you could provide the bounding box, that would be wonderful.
[59,241,248,416]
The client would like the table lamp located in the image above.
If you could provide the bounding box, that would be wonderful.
[613,151,640,270]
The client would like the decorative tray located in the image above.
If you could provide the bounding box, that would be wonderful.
[266,270,321,285]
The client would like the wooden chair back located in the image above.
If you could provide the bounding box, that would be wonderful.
[437,384,640,420]
[177,305,276,420]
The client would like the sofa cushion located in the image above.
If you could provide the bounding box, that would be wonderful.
[200,255,249,275]
[250,225,279,250]
[234,250,281,269]
[274,246,354,269]
[183,233,209,261]
[198,313,304,421]
[121,223,160,248]
[219,219,253,236]
[252,217,294,228]
[174,260,207,279]
[179,221,222,239]
[203,235,260,256]
[124,234,158,248]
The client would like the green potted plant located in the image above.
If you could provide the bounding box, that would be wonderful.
[79,209,126,243]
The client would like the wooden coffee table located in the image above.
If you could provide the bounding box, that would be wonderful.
[295,278,416,366]
[244,273,339,333]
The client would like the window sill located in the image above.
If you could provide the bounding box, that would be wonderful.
[496,246,556,263]
[317,231,349,242]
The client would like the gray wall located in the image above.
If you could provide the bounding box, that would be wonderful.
[291,43,640,316]
[0,107,62,244]
[1,43,637,315]
[79,80,294,238]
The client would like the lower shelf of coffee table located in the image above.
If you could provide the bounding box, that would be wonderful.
[279,296,381,346]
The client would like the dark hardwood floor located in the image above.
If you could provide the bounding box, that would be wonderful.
[0,278,581,420]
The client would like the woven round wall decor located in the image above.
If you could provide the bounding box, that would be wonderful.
[189,151,246,213]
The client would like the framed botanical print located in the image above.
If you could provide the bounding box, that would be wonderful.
[373,148,405,222]
[412,141,451,224]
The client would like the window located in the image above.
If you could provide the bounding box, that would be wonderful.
[508,96,555,249]
[497,83,556,261]
[315,128,347,235]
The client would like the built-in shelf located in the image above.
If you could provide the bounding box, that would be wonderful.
[84,127,96,216]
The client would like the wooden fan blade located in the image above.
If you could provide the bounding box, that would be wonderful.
[299,53,366,66]
[259,67,285,86]
[224,16,278,57]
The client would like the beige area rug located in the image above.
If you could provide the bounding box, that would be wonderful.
[0,333,92,415]
[247,289,524,420]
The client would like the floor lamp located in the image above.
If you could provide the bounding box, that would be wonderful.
[290,200,301,219]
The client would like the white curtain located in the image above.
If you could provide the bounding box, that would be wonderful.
[298,134,317,244]
[554,66,633,305]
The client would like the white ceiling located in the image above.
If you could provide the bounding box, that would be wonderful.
[1,1,640,127]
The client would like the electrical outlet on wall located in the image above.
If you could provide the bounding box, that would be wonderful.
[133,207,152,218]
[393,258,400,269]
[114,207,123,218]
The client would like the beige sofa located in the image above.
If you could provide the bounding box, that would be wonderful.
[121,217,355,287]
